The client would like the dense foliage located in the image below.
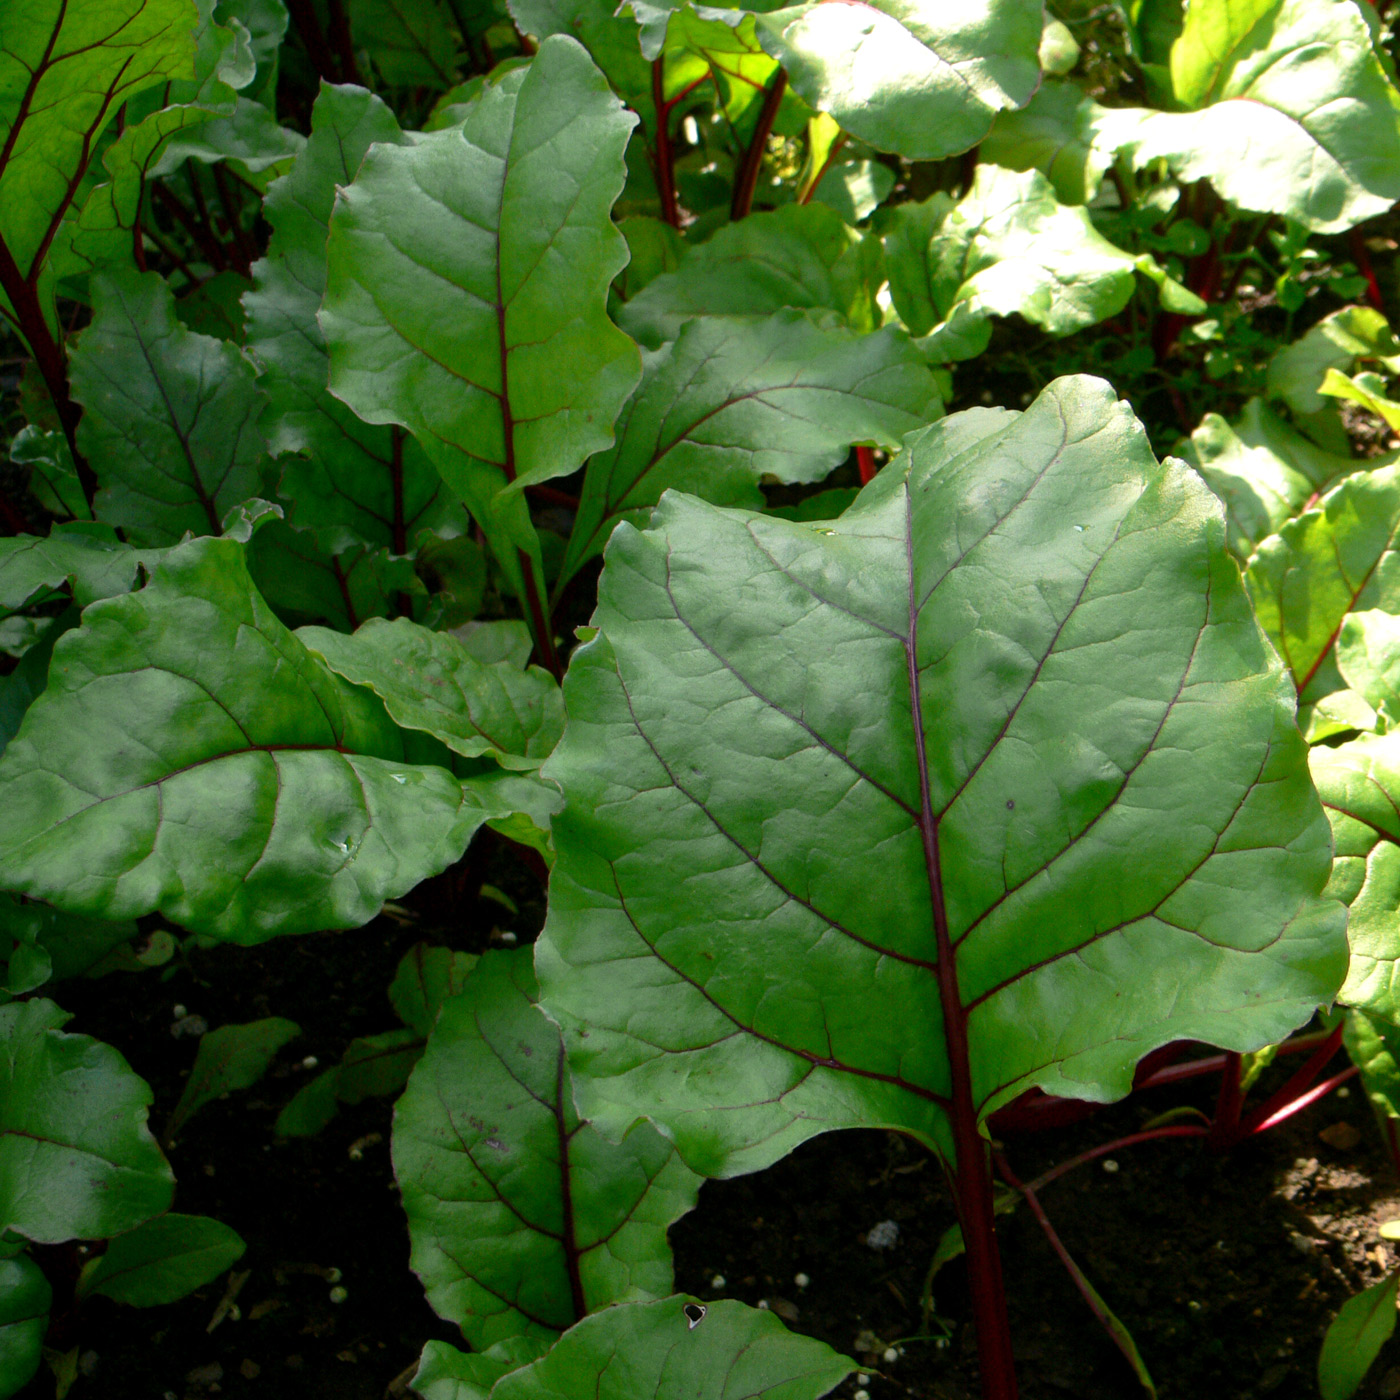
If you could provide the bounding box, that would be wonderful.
[5,0,1400,1397]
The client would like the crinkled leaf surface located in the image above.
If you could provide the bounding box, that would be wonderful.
[299,617,564,769]
[1245,465,1400,699]
[1267,306,1400,419]
[490,1297,855,1400]
[560,310,942,589]
[0,537,499,943]
[244,83,454,552]
[392,947,702,1353]
[981,81,1115,206]
[0,1254,49,1397]
[1183,398,1367,559]
[77,1213,245,1306]
[412,1338,540,1400]
[166,1017,300,1140]
[0,524,153,611]
[1336,609,1400,721]
[0,0,195,323]
[0,999,173,1244]
[537,375,1346,1177]
[1318,1271,1399,1400]
[617,204,876,351]
[882,166,1138,351]
[322,37,640,598]
[746,0,1041,161]
[69,271,268,546]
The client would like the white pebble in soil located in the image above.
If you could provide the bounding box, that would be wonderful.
[710,1275,726,1291]
[865,1220,899,1250]
[794,1272,810,1289]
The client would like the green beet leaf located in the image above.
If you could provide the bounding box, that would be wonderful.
[559,310,942,591]
[350,0,462,87]
[1245,465,1400,700]
[0,0,196,330]
[1267,306,1400,420]
[1318,1271,1399,1400]
[882,166,1140,359]
[0,525,158,612]
[68,271,269,546]
[389,943,478,1037]
[1342,1006,1400,1125]
[299,617,564,770]
[0,999,173,1244]
[489,1297,855,1400]
[244,83,457,553]
[0,537,504,942]
[165,1017,301,1141]
[981,81,1116,207]
[412,1337,540,1400]
[322,36,640,623]
[0,1254,49,1399]
[537,375,1346,1179]
[617,204,878,350]
[392,947,702,1353]
[76,1213,246,1307]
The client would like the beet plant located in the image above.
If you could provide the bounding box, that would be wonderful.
[2,0,1400,1397]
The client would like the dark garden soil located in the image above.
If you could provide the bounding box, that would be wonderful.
[17,839,1400,1400]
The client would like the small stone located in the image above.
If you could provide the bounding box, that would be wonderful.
[793,1272,810,1289]
[854,1392,870,1400]
[856,1376,869,1386]
[1318,1122,1362,1151]
[883,1347,899,1363]
[853,1330,882,1354]
[756,1298,769,1310]
[240,1360,261,1380]
[865,1220,899,1250]
[1102,1159,1120,1174]
[499,931,518,946]
[329,1286,348,1304]
[1336,1086,1351,1099]
[1378,1365,1400,1399]
[171,1014,208,1039]
[301,1056,318,1070]
[710,1275,726,1290]
[1287,1231,1314,1256]
[173,1004,187,1019]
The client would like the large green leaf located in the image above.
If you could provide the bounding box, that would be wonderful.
[299,617,564,769]
[882,165,1139,360]
[0,1255,49,1399]
[617,203,877,350]
[981,81,1116,206]
[489,1297,855,1400]
[0,525,153,612]
[76,1213,245,1306]
[0,537,504,942]
[389,942,478,1036]
[0,0,196,327]
[537,375,1346,1178]
[321,37,640,610]
[411,1338,543,1400]
[244,83,455,552]
[0,999,173,1243]
[68,270,268,546]
[392,947,702,1354]
[1245,465,1400,698]
[560,310,942,589]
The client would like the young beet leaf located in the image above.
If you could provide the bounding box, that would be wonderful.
[0,1254,50,1397]
[321,36,640,663]
[393,948,702,1357]
[537,375,1347,1392]
[0,538,517,941]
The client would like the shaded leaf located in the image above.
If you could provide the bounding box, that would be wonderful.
[0,525,152,611]
[490,1297,855,1400]
[336,1028,423,1103]
[77,1213,245,1306]
[0,1255,49,1398]
[166,1018,300,1141]
[411,1338,538,1400]
[69,271,268,546]
[389,943,479,1036]
[322,37,640,610]
[1342,1006,1400,1122]
[393,947,702,1353]
[618,204,878,350]
[300,617,564,769]
[350,0,460,86]
[244,83,456,552]
[537,375,1346,1179]
[0,999,172,1244]
[561,310,940,589]
[0,537,502,942]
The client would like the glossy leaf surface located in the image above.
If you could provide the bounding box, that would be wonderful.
[69,271,268,546]
[1318,1271,1398,1400]
[561,310,942,588]
[322,37,640,598]
[538,376,1346,1177]
[490,1297,855,1400]
[0,538,500,942]
[300,617,564,769]
[393,947,702,1353]
[77,1213,246,1306]
[0,999,172,1244]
